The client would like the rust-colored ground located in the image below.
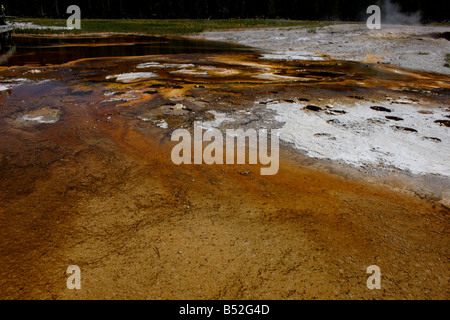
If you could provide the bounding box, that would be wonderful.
[1,106,448,300]
[0,46,449,300]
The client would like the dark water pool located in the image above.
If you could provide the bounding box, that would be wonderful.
[0,35,254,66]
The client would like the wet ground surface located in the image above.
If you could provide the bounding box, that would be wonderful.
[0,35,254,66]
[0,35,449,299]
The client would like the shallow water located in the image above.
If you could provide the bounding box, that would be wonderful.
[0,35,254,66]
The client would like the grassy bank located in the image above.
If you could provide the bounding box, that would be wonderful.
[11,18,336,35]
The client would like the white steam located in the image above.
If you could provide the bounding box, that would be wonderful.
[380,0,422,25]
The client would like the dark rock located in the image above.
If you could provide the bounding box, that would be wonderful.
[435,120,450,127]
[392,126,417,133]
[305,105,323,112]
[371,106,392,112]
[385,116,403,121]
[423,137,441,143]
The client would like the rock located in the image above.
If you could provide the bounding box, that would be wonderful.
[371,106,392,112]
[392,126,417,133]
[422,137,441,143]
[385,116,404,121]
[304,105,322,112]
[435,120,450,127]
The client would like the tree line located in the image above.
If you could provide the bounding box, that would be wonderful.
[2,0,448,22]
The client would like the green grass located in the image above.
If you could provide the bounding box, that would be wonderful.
[10,18,337,36]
